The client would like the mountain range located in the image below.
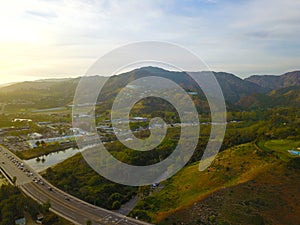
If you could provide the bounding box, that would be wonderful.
[0,67,299,111]
[245,71,300,90]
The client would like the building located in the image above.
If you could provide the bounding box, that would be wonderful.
[29,132,43,140]
[15,217,26,225]
[131,117,148,122]
[12,118,32,123]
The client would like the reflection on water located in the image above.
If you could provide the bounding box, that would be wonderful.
[24,147,79,172]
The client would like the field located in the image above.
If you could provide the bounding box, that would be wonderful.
[264,139,300,152]
[257,139,300,161]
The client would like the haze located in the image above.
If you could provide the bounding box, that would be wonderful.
[1,0,300,84]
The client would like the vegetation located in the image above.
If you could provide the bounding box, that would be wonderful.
[16,144,77,160]
[131,142,300,224]
[41,105,300,219]
[43,154,137,210]
[0,184,67,225]
[0,67,300,224]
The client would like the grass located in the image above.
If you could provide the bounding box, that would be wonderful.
[131,140,300,224]
[264,139,300,152]
[257,139,300,162]
[161,161,300,225]
[132,142,277,223]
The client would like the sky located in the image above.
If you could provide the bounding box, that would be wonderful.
[0,0,300,84]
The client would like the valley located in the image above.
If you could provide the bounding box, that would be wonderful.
[0,67,299,224]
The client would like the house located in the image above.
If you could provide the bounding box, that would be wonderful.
[187,91,198,95]
[29,132,43,139]
[131,117,148,122]
[15,217,26,225]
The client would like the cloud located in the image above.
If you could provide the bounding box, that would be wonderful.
[25,10,57,19]
[0,0,299,83]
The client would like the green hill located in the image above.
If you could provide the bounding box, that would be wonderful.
[0,78,80,111]
[237,86,300,109]
[131,141,300,225]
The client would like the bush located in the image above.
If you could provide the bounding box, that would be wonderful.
[111,201,121,210]
[288,158,300,170]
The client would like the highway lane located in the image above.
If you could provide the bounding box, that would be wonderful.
[0,148,32,185]
[0,146,151,225]
[21,182,105,224]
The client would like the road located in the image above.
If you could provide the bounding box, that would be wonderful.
[0,146,151,225]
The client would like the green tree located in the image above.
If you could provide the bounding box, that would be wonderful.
[43,214,59,225]
[41,140,46,146]
[111,201,121,210]
[35,141,40,147]
[86,219,92,225]
[41,199,51,213]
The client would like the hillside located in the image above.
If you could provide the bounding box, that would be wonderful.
[0,76,105,111]
[0,67,269,112]
[237,86,300,109]
[213,72,267,102]
[0,78,80,110]
[0,67,299,113]
[246,71,300,90]
[131,141,300,225]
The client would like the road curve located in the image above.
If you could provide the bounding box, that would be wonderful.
[0,146,151,225]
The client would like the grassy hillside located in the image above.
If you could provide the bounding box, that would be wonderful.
[0,78,80,111]
[130,141,300,225]
[237,86,300,109]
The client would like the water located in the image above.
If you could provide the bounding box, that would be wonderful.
[24,147,79,172]
[288,150,300,156]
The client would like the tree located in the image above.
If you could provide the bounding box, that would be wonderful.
[41,199,51,213]
[42,214,59,225]
[12,176,17,185]
[138,186,151,200]
[41,140,46,147]
[111,201,121,210]
[86,220,92,225]
[35,141,40,147]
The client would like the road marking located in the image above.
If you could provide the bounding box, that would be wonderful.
[97,213,110,222]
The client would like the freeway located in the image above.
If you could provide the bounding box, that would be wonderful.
[0,146,151,225]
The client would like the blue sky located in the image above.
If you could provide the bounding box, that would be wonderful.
[0,0,299,83]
